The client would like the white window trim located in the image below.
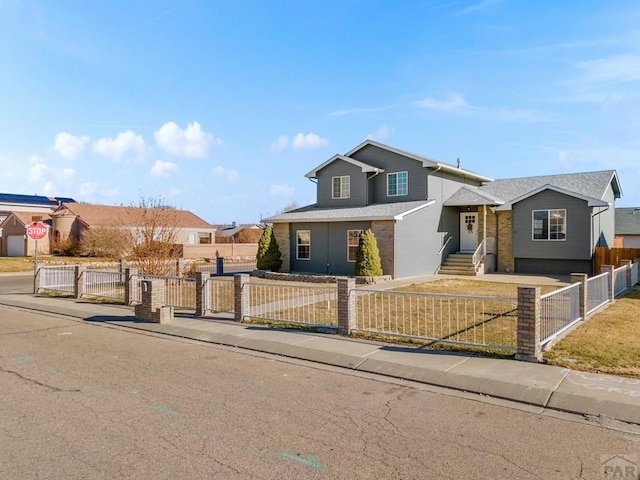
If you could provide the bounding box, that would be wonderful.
[531,209,567,241]
[296,230,311,260]
[347,229,363,262]
[332,175,350,199]
[387,171,408,197]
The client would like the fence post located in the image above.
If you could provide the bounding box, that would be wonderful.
[74,265,86,299]
[34,263,42,294]
[217,257,224,275]
[337,278,356,335]
[515,286,542,363]
[119,258,125,273]
[124,267,138,305]
[195,271,206,317]
[601,265,615,302]
[621,259,632,288]
[176,257,185,277]
[570,273,588,321]
[234,273,249,321]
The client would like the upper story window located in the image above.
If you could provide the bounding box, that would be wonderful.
[347,230,363,262]
[532,209,566,241]
[297,230,311,260]
[387,171,408,197]
[332,176,350,199]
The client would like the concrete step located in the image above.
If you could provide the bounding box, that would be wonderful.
[438,267,478,276]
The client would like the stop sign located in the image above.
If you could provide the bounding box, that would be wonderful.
[26,222,48,240]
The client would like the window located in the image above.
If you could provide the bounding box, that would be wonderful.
[332,176,350,199]
[297,230,310,260]
[188,233,196,245]
[387,171,408,196]
[198,232,212,244]
[347,230,363,262]
[532,209,566,240]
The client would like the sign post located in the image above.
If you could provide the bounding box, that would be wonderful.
[27,220,48,294]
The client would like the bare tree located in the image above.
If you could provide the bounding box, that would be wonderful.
[125,196,182,276]
[79,226,129,258]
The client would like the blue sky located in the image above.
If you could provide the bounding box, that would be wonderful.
[1,0,639,224]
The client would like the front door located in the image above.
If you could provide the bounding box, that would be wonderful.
[460,212,478,252]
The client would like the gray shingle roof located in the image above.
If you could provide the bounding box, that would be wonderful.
[477,170,620,203]
[615,207,640,235]
[262,200,435,223]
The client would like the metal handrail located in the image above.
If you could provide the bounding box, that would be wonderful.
[471,239,486,269]
[437,235,453,255]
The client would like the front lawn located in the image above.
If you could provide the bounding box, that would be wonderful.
[0,256,116,273]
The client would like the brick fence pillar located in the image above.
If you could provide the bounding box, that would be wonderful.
[337,278,356,335]
[119,258,126,273]
[124,267,138,305]
[74,265,86,299]
[601,265,615,302]
[234,273,249,321]
[195,271,206,317]
[515,286,542,363]
[570,273,588,321]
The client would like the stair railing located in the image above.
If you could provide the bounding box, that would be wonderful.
[471,239,486,271]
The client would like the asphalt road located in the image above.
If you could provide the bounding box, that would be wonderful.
[0,273,32,294]
[1,304,639,479]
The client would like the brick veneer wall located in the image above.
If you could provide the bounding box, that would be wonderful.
[272,223,290,273]
[497,211,514,273]
[371,220,395,278]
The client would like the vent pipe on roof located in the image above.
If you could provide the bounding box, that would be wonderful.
[457,158,462,169]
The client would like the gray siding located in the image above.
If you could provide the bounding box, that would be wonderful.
[395,204,442,278]
[515,258,592,276]
[592,185,615,248]
[350,145,427,203]
[288,221,371,276]
[315,160,368,208]
[512,190,592,260]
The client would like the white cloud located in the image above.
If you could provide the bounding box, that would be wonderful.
[53,132,90,160]
[212,165,239,183]
[154,121,220,158]
[28,161,75,195]
[367,124,392,141]
[292,132,328,150]
[269,184,295,198]
[93,131,146,162]
[415,93,471,111]
[78,182,120,199]
[574,54,640,89]
[270,135,290,152]
[150,160,179,178]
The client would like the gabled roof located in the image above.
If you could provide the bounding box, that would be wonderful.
[305,140,492,182]
[52,203,213,229]
[0,210,52,228]
[443,186,505,207]
[345,140,493,182]
[305,154,383,179]
[0,193,75,207]
[479,170,621,204]
[615,207,640,235]
[215,224,262,238]
[262,200,435,223]
[494,184,609,211]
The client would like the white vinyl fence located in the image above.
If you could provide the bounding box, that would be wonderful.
[540,283,581,346]
[38,266,75,294]
[352,289,518,350]
[246,282,338,327]
[586,272,610,316]
[131,275,196,310]
[83,270,125,301]
[614,265,629,297]
[203,277,235,313]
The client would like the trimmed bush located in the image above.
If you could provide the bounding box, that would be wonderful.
[256,225,282,272]
[355,229,383,276]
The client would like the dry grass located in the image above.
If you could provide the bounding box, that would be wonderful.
[544,285,640,378]
[0,256,118,273]
[392,278,560,297]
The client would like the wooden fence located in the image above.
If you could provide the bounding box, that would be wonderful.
[594,247,640,274]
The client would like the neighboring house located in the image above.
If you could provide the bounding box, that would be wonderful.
[0,211,52,257]
[615,207,640,248]
[0,193,75,217]
[215,223,263,244]
[51,203,216,251]
[263,140,622,278]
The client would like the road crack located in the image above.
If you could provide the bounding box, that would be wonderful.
[0,367,80,392]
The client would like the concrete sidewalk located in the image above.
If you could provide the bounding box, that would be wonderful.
[1,292,639,425]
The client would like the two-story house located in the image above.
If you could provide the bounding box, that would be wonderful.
[263,140,622,278]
